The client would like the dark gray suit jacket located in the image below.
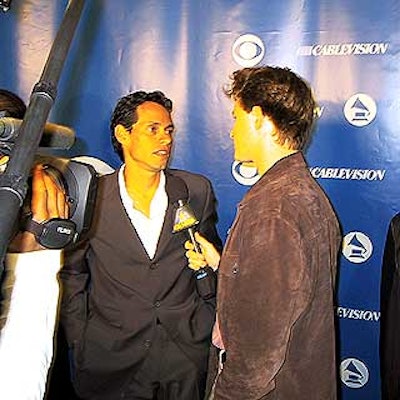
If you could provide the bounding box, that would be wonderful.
[60,168,221,399]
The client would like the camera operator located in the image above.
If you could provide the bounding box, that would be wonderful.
[0,162,68,400]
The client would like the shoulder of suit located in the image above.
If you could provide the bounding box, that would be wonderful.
[167,168,211,185]
[98,169,118,183]
[97,169,119,198]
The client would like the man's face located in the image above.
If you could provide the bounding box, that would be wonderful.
[230,100,258,166]
[120,101,174,172]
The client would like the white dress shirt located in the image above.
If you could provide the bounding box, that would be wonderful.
[0,249,63,400]
[118,166,168,259]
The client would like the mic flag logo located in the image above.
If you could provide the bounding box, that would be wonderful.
[344,93,377,127]
[232,34,265,67]
[172,200,199,233]
[340,358,369,389]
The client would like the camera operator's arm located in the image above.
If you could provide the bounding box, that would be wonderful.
[0,165,67,400]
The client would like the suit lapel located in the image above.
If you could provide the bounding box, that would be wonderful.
[154,202,177,259]
[101,170,187,263]
[153,172,187,259]
[99,171,150,262]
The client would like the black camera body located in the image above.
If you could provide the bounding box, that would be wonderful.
[33,155,98,244]
[2,154,99,249]
[0,90,98,249]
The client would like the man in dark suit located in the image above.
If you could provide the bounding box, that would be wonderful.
[60,91,222,400]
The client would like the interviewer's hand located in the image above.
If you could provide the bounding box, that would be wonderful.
[8,164,69,253]
[184,232,220,271]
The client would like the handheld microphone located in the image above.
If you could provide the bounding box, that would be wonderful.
[173,199,216,300]
[0,117,75,150]
[173,199,200,252]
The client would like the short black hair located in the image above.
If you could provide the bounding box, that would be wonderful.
[110,91,173,161]
[225,66,316,150]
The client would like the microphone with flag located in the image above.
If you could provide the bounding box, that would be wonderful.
[173,199,216,300]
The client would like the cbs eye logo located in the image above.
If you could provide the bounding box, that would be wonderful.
[232,161,260,186]
[232,34,265,67]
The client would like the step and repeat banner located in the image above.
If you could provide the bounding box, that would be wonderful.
[1,1,399,399]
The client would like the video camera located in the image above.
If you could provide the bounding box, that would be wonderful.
[0,90,98,249]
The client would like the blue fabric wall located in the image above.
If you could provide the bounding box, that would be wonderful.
[1,1,399,398]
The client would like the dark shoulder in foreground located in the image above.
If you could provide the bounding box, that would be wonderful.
[166,168,213,189]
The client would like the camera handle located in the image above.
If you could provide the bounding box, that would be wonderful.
[22,214,77,249]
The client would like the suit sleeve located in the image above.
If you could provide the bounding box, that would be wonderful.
[59,239,91,346]
[195,177,222,303]
[215,215,313,399]
[184,176,222,345]
[196,177,223,253]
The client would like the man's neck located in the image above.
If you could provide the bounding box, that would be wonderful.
[257,148,298,177]
[123,164,163,217]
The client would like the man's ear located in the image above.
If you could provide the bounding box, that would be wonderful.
[251,106,274,134]
[114,124,130,144]
[250,106,263,130]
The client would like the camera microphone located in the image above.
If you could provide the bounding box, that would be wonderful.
[0,117,75,150]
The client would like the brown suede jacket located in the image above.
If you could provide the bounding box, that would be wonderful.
[211,152,341,400]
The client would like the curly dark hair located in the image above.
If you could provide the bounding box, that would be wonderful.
[0,89,26,118]
[110,90,173,161]
[224,66,316,150]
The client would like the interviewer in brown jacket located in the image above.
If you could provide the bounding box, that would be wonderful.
[186,66,342,400]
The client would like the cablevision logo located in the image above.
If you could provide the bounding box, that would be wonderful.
[344,93,377,127]
[297,42,389,57]
[232,161,260,186]
[342,231,373,264]
[337,307,380,322]
[232,34,265,67]
[309,167,386,181]
[340,358,369,389]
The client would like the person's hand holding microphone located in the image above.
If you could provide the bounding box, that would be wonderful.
[184,232,220,271]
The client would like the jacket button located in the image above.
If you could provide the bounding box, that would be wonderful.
[154,300,161,308]
[150,262,158,270]
[144,339,151,348]
[232,263,239,274]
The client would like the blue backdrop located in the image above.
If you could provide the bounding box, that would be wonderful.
[1,1,399,399]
